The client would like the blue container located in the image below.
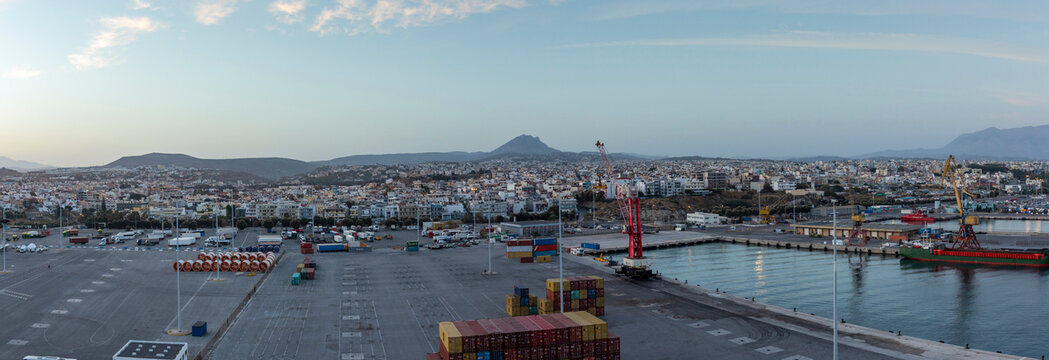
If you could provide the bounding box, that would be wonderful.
[533,250,557,257]
[581,242,601,250]
[514,286,528,298]
[534,238,557,246]
[492,350,504,360]
[588,289,597,298]
[477,351,490,360]
[520,296,529,306]
[317,243,347,252]
[571,290,580,300]
[191,321,207,337]
[406,246,418,252]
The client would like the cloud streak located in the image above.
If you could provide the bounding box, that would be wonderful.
[195,0,238,25]
[985,88,1049,107]
[591,0,1049,22]
[270,0,308,24]
[131,0,151,10]
[68,16,163,70]
[3,67,42,79]
[567,31,1049,64]
[310,0,525,35]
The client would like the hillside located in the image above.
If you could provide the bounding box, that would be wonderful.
[859,125,1049,160]
[104,153,318,179]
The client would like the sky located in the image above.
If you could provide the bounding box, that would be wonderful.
[2,0,1048,167]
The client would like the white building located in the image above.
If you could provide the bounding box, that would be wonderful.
[686,212,721,225]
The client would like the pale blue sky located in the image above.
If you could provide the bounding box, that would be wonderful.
[2,0,1048,166]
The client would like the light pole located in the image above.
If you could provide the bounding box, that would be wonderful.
[831,199,838,360]
[168,214,188,335]
[2,208,8,274]
[211,206,223,282]
[487,198,492,274]
[792,194,797,224]
[558,199,564,313]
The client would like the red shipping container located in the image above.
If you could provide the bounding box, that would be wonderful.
[595,307,605,317]
[607,333,620,354]
[508,240,533,246]
[594,339,607,357]
[454,321,474,353]
[426,352,441,360]
[530,315,557,346]
[532,244,557,252]
[582,340,595,358]
[520,257,534,263]
[570,343,582,359]
[595,288,604,297]
[468,320,490,352]
[516,316,543,347]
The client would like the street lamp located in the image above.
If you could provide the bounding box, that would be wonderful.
[558,199,564,313]
[167,214,189,335]
[831,199,838,360]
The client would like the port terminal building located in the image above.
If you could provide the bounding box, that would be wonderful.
[791,221,922,240]
[500,220,561,237]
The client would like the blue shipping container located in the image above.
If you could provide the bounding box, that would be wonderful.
[588,289,597,298]
[317,243,347,252]
[534,238,557,245]
[514,286,529,298]
[533,250,557,257]
[571,290,580,300]
[581,242,600,250]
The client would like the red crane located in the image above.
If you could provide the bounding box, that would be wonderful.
[596,141,653,279]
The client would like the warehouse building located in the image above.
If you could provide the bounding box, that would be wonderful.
[500,220,560,237]
[791,221,921,240]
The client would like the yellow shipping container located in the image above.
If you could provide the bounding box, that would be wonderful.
[538,299,553,313]
[574,311,609,339]
[296,264,305,271]
[463,352,477,360]
[546,278,568,292]
[588,275,605,288]
[596,297,604,307]
[506,251,532,258]
[529,295,537,307]
[579,290,588,300]
[535,255,552,263]
[571,300,580,310]
[564,312,595,341]
[439,322,463,354]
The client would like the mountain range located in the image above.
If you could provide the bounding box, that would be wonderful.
[8,126,1049,179]
[0,156,53,172]
[105,135,640,179]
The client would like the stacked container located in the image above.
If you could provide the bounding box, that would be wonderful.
[298,256,317,281]
[505,286,538,317]
[532,238,558,258]
[544,276,605,316]
[430,312,620,360]
[505,239,533,259]
[300,242,314,254]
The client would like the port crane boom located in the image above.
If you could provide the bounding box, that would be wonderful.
[596,141,653,280]
[942,155,980,250]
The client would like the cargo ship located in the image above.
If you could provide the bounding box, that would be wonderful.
[900,244,1049,267]
[900,211,935,224]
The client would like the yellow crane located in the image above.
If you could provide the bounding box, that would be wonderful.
[941,155,981,249]
[845,169,868,245]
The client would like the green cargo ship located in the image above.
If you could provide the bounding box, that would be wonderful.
[900,245,1049,267]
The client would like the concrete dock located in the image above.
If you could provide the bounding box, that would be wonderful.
[0,227,1036,359]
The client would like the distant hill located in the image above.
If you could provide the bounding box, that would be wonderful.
[0,156,52,171]
[104,153,319,179]
[491,135,559,155]
[99,135,669,177]
[0,167,20,177]
[858,125,1049,160]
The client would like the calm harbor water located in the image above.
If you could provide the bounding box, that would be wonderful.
[880,218,1049,233]
[646,243,1049,358]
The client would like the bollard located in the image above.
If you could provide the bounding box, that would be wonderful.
[965,344,969,349]
[841,318,845,324]
[793,308,796,312]
[897,330,901,336]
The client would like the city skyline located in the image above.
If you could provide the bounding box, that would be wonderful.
[2,0,1048,166]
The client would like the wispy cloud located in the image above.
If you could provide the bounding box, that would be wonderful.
[3,67,42,79]
[310,0,525,35]
[195,0,238,25]
[68,16,163,70]
[590,0,1049,22]
[131,0,151,10]
[270,0,307,24]
[567,31,1049,64]
[985,88,1049,107]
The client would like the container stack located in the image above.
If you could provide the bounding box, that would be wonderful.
[505,286,538,317]
[532,238,557,263]
[505,239,533,260]
[429,312,620,360]
[296,256,316,281]
[545,276,605,316]
[406,241,419,252]
[300,242,314,254]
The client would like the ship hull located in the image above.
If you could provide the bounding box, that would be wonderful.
[899,247,1049,267]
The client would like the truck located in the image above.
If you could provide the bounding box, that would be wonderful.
[167,237,196,247]
[204,236,231,247]
[69,236,89,244]
[62,229,79,237]
[139,233,166,245]
[217,227,238,240]
[257,235,282,246]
